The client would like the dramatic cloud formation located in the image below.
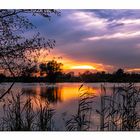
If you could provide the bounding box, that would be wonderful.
[28,10,140,72]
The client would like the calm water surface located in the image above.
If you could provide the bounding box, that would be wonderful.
[0,82,140,130]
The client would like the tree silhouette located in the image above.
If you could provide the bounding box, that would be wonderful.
[21,65,38,77]
[39,60,63,83]
[115,68,124,76]
[0,9,60,99]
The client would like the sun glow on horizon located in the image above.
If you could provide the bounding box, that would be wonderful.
[71,65,96,70]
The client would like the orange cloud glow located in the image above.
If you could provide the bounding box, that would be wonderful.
[126,68,140,72]
[29,48,114,73]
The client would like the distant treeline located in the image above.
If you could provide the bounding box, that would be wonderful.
[0,68,140,83]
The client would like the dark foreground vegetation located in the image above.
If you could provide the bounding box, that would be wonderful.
[1,68,140,83]
[64,83,140,131]
[0,83,140,131]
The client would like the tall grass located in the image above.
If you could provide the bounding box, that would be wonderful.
[119,83,140,130]
[0,92,55,131]
[36,99,55,131]
[96,83,140,131]
[64,84,96,131]
[1,93,24,130]
[22,95,35,130]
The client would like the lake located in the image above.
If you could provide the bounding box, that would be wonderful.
[0,82,140,130]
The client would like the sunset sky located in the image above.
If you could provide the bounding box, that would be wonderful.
[26,10,140,73]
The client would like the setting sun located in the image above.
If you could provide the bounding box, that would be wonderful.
[71,65,96,70]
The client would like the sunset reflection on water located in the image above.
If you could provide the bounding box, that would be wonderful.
[21,83,101,104]
[1,82,140,130]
